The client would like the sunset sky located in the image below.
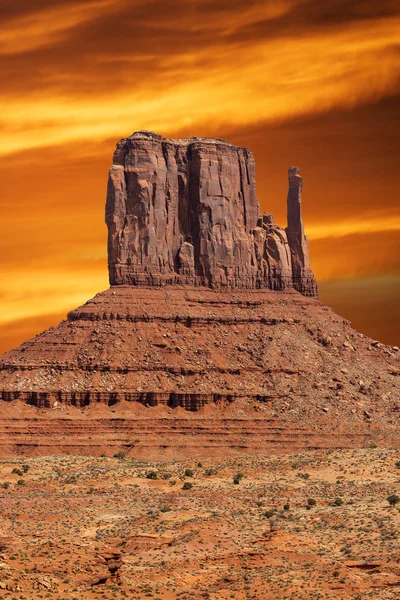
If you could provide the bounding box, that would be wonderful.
[1,0,399,353]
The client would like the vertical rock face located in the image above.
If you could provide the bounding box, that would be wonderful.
[106,131,317,295]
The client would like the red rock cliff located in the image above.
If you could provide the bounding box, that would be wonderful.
[106,131,317,295]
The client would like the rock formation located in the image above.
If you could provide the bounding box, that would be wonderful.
[0,130,398,457]
[286,166,316,295]
[106,131,317,295]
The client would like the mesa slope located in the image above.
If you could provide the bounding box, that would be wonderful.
[0,286,399,457]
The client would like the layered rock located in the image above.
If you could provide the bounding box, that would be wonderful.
[106,131,317,295]
[0,286,399,456]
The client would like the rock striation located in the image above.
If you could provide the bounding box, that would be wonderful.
[106,131,317,295]
[0,285,399,456]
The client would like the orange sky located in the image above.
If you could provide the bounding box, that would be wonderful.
[1,0,399,352]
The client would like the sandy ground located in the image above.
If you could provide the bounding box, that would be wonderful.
[0,448,399,599]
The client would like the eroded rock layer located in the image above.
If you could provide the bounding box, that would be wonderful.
[106,131,317,295]
[0,286,398,419]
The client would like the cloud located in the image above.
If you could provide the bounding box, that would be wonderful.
[0,266,107,325]
[310,230,400,281]
[319,274,400,346]
[0,1,399,155]
[0,0,116,55]
[0,312,67,355]
[307,214,400,240]
[296,0,400,26]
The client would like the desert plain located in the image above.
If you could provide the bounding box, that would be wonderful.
[0,445,399,599]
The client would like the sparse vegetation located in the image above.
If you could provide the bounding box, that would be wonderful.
[113,450,126,459]
[387,494,400,507]
[233,472,244,484]
[0,448,398,598]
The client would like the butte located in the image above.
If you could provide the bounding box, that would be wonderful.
[0,131,399,458]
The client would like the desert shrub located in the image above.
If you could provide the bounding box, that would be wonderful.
[333,497,343,507]
[269,518,278,532]
[65,475,78,484]
[17,479,25,486]
[184,469,194,477]
[387,494,400,507]
[113,450,126,459]
[283,502,290,511]
[160,506,171,513]
[22,465,30,473]
[146,471,158,480]
[205,468,217,476]
[233,472,244,484]
[1,482,9,489]
[12,468,23,476]
[264,509,275,519]
[307,498,317,507]
[182,482,193,490]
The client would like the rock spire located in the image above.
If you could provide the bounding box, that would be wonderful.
[106,131,317,295]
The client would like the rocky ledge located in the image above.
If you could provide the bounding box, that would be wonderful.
[106,131,317,295]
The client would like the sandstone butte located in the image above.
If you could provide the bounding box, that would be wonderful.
[0,130,399,458]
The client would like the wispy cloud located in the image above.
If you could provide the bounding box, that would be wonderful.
[307,214,400,240]
[0,3,399,155]
[0,0,115,55]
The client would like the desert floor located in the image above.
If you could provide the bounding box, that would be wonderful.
[0,448,399,599]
